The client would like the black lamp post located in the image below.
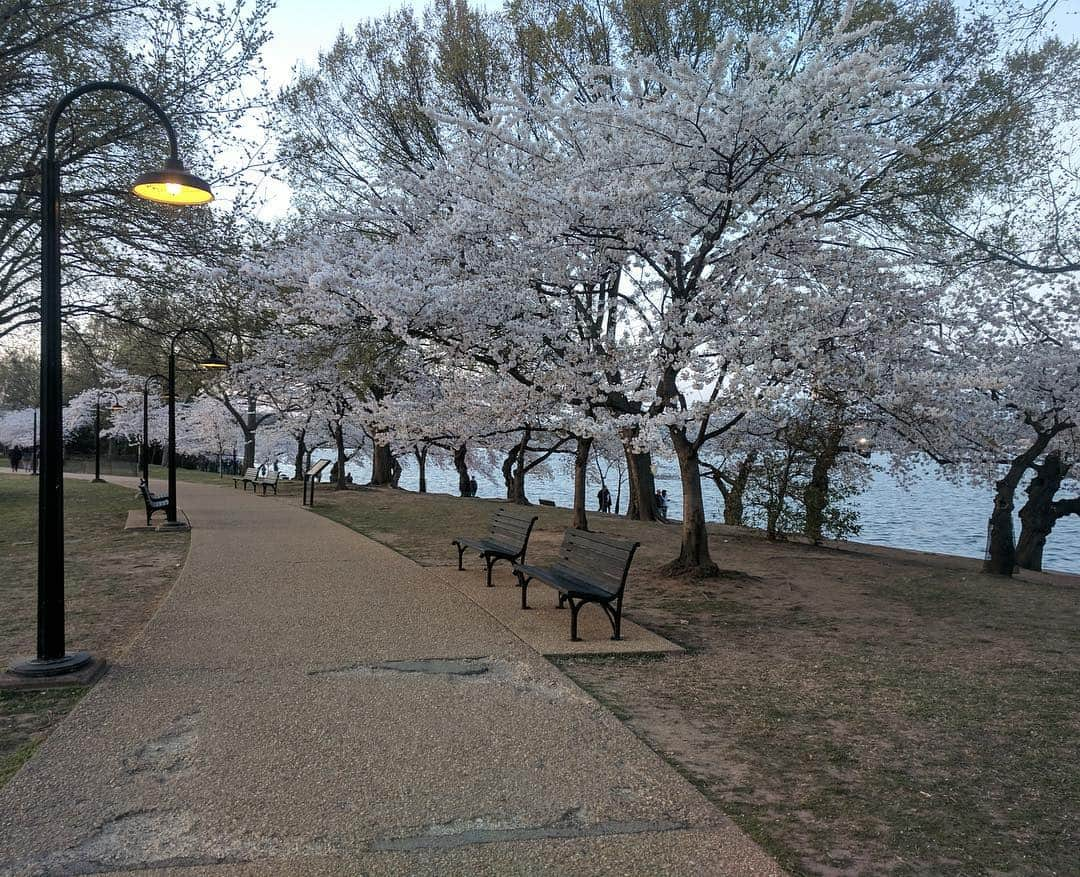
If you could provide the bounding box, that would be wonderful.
[141,373,168,484]
[9,82,213,680]
[92,391,123,483]
[164,327,227,527]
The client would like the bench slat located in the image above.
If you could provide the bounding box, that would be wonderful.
[558,545,632,573]
[491,518,533,534]
[563,531,636,561]
[558,545,632,572]
[492,531,529,544]
[564,529,635,549]
[491,511,534,525]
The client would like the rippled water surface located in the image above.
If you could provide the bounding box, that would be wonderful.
[297,453,1080,575]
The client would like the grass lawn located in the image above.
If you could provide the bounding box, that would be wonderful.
[0,474,189,788]
[309,484,1080,876]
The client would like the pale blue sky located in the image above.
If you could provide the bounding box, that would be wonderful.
[263,0,499,87]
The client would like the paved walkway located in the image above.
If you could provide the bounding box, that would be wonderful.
[0,478,781,876]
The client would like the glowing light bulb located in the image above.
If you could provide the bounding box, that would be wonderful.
[165,182,182,196]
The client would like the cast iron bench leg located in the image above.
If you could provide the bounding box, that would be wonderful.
[454,542,466,571]
[568,596,583,642]
[599,602,621,640]
[485,555,497,587]
[514,571,532,609]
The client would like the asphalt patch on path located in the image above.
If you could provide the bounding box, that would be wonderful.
[306,657,491,678]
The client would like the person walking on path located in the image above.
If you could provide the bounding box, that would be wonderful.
[9,445,22,472]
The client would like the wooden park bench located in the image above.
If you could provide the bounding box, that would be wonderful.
[513,529,640,642]
[232,467,260,491]
[255,470,281,496]
[452,508,539,588]
[138,480,169,527]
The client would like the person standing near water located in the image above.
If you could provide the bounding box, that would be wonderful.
[9,445,22,472]
[597,485,611,513]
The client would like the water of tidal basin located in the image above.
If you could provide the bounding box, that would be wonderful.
[301,453,1080,576]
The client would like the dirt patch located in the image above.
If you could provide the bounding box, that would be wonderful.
[557,560,1080,875]
[0,475,189,788]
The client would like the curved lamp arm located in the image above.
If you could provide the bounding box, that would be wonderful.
[170,325,218,357]
[47,82,178,164]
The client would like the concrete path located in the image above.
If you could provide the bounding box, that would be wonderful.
[0,478,781,876]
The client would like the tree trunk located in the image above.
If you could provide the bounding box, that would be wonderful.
[662,427,718,577]
[766,450,797,541]
[415,446,428,493]
[804,427,843,544]
[389,454,402,488]
[370,442,396,486]
[710,453,755,526]
[333,425,347,490]
[572,435,592,531]
[502,428,531,504]
[983,425,1063,575]
[294,432,306,482]
[623,443,657,521]
[985,487,1018,575]
[243,391,257,469]
[727,453,755,526]
[1016,451,1069,572]
[453,444,470,496]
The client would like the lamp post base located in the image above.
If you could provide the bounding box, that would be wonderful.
[8,651,92,677]
[91,477,106,483]
[157,519,190,532]
[3,653,107,690]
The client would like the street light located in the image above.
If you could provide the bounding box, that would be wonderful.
[9,82,213,680]
[141,374,167,483]
[92,391,123,483]
[164,327,227,528]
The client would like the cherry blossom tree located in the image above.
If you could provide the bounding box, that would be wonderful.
[285,18,959,575]
[0,407,36,448]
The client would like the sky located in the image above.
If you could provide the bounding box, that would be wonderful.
[262,0,499,88]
